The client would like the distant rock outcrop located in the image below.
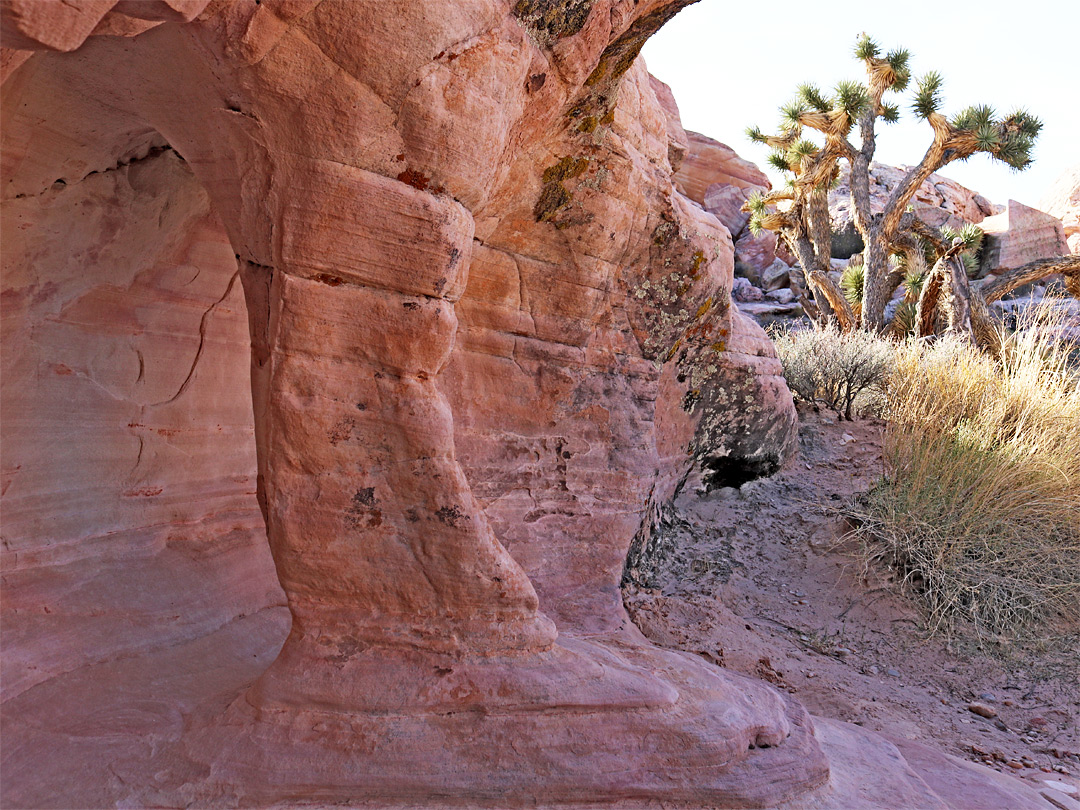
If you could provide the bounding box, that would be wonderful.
[977,200,1070,277]
[1040,165,1080,255]
[673,132,786,274]
[674,130,771,203]
[829,162,1002,258]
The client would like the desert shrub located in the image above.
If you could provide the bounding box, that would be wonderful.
[773,324,894,419]
[849,304,1080,637]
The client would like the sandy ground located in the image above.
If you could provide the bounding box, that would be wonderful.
[624,408,1080,800]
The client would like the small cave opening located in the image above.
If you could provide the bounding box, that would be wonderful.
[700,452,782,491]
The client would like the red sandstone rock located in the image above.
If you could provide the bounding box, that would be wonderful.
[1041,165,1080,255]
[1,1,808,805]
[648,72,689,171]
[675,130,772,204]
[704,181,753,235]
[0,2,1051,808]
[0,148,285,702]
[978,199,1070,275]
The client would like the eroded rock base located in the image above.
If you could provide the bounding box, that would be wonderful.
[172,637,827,808]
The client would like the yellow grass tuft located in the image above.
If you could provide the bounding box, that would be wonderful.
[850,302,1080,637]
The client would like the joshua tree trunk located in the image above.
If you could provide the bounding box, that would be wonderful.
[861,232,893,330]
[945,254,974,341]
[916,254,1080,351]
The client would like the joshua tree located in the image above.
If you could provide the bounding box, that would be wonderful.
[741,34,1073,337]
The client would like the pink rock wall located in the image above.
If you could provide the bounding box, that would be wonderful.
[1,2,812,806]
[978,199,1070,274]
[0,145,286,701]
[674,130,772,204]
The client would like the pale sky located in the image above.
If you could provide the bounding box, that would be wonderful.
[642,0,1079,210]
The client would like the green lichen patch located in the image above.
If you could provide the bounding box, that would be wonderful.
[577,116,599,134]
[652,218,678,246]
[542,155,590,184]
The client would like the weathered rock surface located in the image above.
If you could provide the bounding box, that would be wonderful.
[675,130,771,204]
[675,133,783,272]
[0,2,1052,808]
[2,1,807,806]
[648,73,689,171]
[1040,165,1080,255]
[829,161,1002,258]
[0,146,287,702]
[978,200,1070,276]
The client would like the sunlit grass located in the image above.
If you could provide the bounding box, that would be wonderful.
[849,303,1080,637]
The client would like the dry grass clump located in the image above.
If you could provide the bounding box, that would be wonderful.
[850,304,1080,637]
[773,324,893,419]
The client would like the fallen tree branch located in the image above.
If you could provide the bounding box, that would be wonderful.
[978,255,1080,303]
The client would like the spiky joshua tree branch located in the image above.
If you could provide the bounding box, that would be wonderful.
[743,34,1047,335]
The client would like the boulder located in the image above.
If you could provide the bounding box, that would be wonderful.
[763,258,791,291]
[1040,164,1080,255]
[735,228,782,272]
[703,181,752,235]
[674,130,770,205]
[978,199,1070,276]
[701,181,784,272]
[766,287,795,304]
[829,161,1001,247]
[732,276,765,302]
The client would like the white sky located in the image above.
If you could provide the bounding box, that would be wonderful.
[642,0,1079,209]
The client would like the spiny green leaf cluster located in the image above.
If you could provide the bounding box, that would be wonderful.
[940,223,984,253]
[841,263,866,306]
[903,269,926,299]
[885,48,911,90]
[912,71,944,119]
[745,125,767,144]
[940,223,985,277]
[854,33,879,60]
[891,300,918,335]
[797,82,831,113]
[768,150,793,174]
[745,190,769,215]
[995,109,1041,170]
[952,104,995,130]
[834,80,870,119]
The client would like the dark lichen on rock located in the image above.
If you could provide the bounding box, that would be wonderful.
[534,181,573,222]
[512,0,594,45]
[534,156,592,223]
[572,0,698,122]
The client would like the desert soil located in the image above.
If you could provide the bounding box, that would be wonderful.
[624,408,1080,800]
